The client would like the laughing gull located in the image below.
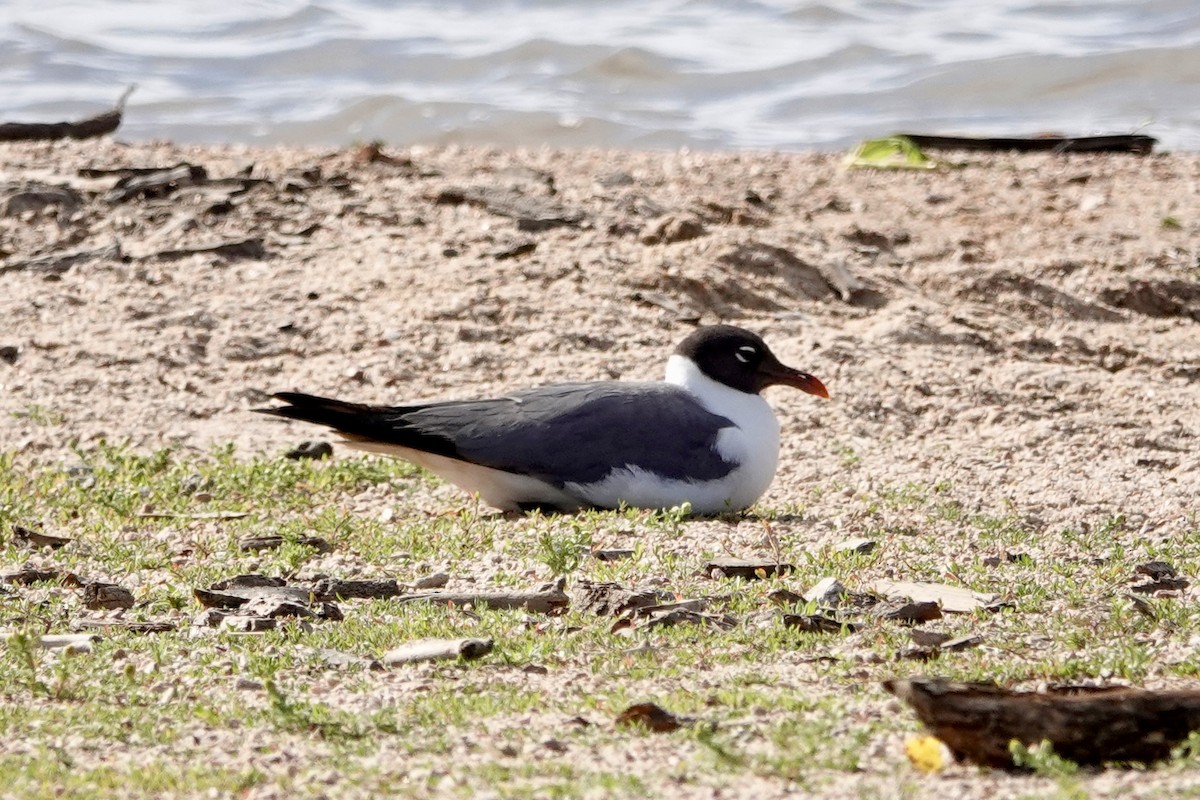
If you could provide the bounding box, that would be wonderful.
[256,325,828,514]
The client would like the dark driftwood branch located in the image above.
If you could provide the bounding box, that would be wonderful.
[885,677,1200,767]
[899,133,1157,155]
[0,86,135,143]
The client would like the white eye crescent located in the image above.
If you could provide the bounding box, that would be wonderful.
[735,352,749,363]
[735,345,756,364]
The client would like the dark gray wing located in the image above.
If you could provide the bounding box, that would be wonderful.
[260,383,737,485]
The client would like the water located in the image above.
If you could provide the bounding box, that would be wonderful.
[3,0,1199,151]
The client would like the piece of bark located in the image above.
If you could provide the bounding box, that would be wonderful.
[783,613,858,634]
[1131,577,1189,594]
[393,580,569,613]
[885,677,1200,767]
[74,619,175,634]
[310,578,402,601]
[238,534,334,553]
[211,574,287,590]
[767,588,805,606]
[83,582,135,610]
[0,86,133,142]
[433,186,582,231]
[872,579,997,613]
[152,237,266,262]
[874,599,943,623]
[1135,561,1178,580]
[2,567,82,586]
[615,702,689,733]
[11,524,71,550]
[617,603,737,633]
[194,582,312,609]
[105,163,208,203]
[898,133,1157,155]
[571,580,673,616]
[704,557,794,580]
[382,637,494,665]
[0,244,124,277]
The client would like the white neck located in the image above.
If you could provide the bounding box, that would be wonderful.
[665,354,762,417]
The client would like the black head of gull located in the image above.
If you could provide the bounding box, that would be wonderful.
[257,325,828,515]
[673,324,829,398]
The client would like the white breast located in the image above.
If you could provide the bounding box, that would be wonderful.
[662,354,782,511]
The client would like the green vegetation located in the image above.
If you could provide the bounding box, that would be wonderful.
[1,444,1199,797]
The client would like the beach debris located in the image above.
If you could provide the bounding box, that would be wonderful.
[382,637,494,666]
[874,599,943,624]
[885,677,1200,767]
[0,85,133,143]
[238,533,334,553]
[616,702,689,733]
[310,578,403,601]
[10,524,71,550]
[389,578,569,614]
[571,580,672,616]
[897,132,1156,155]
[703,557,794,580]
[783,613,857,634]
[0,243,124,277]
[82,582,135,610]
[845,136,942,170]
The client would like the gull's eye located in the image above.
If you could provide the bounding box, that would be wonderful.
[734,345,757,364]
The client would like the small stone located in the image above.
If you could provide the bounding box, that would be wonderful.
[834,538,877,555]
[235,677,264,691]
[0,345,18,365]
[803,577,847,607]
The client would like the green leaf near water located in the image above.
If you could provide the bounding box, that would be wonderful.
[844,135,940,170]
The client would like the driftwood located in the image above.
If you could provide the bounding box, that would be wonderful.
[900,133,1156,155]
[311,578,403,601]
[885,677,1200,767]
[0,243,123,277]
[393,578,569,613]
[0,86,134,143]
[382,637,494,665]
